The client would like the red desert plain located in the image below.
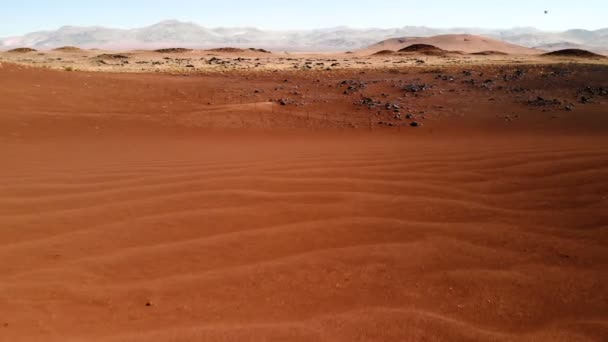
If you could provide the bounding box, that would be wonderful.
[0,40,608,341]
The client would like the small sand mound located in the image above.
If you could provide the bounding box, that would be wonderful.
[53,46,82,52]
[399,44,445,53]
[472,50,509,56]
[543,49,605,58]
[155,48,193,53]
[249,48,271,53]
[7,47,37,53]
[207,47,245,53]
[372,50,395,56]
[97,54,129,60]
[398,44,447,55]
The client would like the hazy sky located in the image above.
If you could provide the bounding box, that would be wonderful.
[1,0,607,37]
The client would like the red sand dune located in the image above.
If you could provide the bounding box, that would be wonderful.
[398,43,446,52]
[0,63,607,342]
[363,34,541,55]
[7,47,37,53]
[52,46,83,52]
[206,47,246,53]
[471,50,509,56]
[397,44,449,56]
[154,48,193,53]
[371,49,396,56]
[543,49,606,58]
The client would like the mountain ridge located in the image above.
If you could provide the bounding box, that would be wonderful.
[2,20,607,52]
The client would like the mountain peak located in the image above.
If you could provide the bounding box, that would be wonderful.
[1,21,607,52]
[152,19,198,27]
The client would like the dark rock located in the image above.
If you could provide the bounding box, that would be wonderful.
[527,96,562,107]
[358,97,382,109]
[340,80,367,94]
[436,75,455,82]
[402,84,432,93]
[580,86,608,96]
[511,87,530,93]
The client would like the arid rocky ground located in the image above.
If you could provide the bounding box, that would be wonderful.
[0,53,607,341]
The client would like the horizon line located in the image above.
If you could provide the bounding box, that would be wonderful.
[3,19,607,38]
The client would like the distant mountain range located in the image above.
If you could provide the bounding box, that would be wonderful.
[1,20,607,53]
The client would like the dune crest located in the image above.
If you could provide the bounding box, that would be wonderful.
[363,34,541,55]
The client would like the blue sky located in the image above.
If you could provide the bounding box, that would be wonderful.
[1,0,607,37]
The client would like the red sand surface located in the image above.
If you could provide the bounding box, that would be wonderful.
[0,63,607,341]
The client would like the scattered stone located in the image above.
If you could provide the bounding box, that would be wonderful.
[402,84,432,93]
[580,86,608,97]
[278,99,292,106]
[385,102,401,111]
[503,69,525,81]
[357,97,382,109]
[527,96,562,107]
[481,79,496,89]
[510,87,530,93]
[503,114,520,121]
[339,80,368,94]
[436,75,455,82]
[541,69,572,78]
